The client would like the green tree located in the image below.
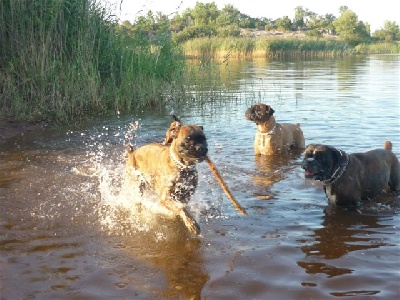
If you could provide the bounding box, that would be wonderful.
[254,17,267,30]
[333,6,370,45]
[215,4,241,36]
[191,1,219,26]
[216,4,240,27]
[321,14,336,34]
[293,6,306,29]
[275,16,292,31]
[373,21,400,41]
[238,13,255,29]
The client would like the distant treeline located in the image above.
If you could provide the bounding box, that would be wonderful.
[124,2,400,45]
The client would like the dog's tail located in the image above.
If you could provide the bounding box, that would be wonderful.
[384,141,392,151]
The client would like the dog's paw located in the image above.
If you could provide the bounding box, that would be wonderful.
[180,209,201,235]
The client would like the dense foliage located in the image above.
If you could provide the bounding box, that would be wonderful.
[123,2,399,44]
[1,0,398,123]
[0,0,186,122]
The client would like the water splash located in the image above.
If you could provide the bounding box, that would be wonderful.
[66,122,226,239]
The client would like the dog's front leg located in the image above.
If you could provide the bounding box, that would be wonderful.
[179,206,201,235]
[161,191,200,235]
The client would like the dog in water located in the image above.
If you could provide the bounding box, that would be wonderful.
[301,141,400,208]
[126,121,208,235]
[245,103,305,155]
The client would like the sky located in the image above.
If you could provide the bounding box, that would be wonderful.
[108,0,400,32]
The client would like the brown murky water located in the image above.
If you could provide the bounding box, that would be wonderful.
[1,55,399,299]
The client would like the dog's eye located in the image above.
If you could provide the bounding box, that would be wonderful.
[314,152,325,160]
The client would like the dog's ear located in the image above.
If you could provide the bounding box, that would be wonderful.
[172,114,181,123]
[163,122,182,145]
[268,107,275,116]
[326,145,344,166]
[126,144,135,153]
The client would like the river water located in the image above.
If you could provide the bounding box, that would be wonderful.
[1,55,399,299]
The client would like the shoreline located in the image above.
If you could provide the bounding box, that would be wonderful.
[0,120,48,140]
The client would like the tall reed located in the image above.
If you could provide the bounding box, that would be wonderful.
[0,0,186,123]
[355,42,400,54]
[182,37,354,59]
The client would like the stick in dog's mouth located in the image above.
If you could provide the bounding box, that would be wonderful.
[164,114,247,215]
[204,156,247,215]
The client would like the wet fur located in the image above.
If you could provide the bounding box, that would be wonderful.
[245,103,305,155]
[302,142,400,207]
[127,125,208,235]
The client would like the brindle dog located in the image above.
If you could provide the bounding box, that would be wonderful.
[127,123,208,235]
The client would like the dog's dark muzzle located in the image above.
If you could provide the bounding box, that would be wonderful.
[301,159,319,179]
[180,143,208,162]
[245,108,258,121]
[192,144,208,162]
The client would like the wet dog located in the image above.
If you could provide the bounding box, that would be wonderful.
[163,115,247,215]
[245,103,305,155]
[127,124,208,235]
[301,141,400,208]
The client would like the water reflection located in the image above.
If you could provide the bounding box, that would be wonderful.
[251,151,302,200]
[123,227,209,299]
[303,211,390,259]
[298,211,392,278]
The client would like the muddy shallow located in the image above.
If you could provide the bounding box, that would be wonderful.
[1,55,399,299]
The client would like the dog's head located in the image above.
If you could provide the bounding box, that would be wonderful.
[245,103,275,124]
[172,125,208,163]
[301,144,342,181]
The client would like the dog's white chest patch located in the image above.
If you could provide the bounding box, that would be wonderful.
[325,185,337,204]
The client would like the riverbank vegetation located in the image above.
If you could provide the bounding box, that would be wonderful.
[127,2,400,57]
[1,0,399,124]
[182,37,355,59]
[0,0,187,123]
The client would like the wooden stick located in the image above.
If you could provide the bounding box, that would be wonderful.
[205,156,247,215]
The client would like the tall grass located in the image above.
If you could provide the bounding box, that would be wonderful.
[355,42,400,54]
[182,37,355,59]
[0,0,187,123]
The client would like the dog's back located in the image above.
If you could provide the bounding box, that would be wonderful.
[280,122,305,149]
[353,141,400,195]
